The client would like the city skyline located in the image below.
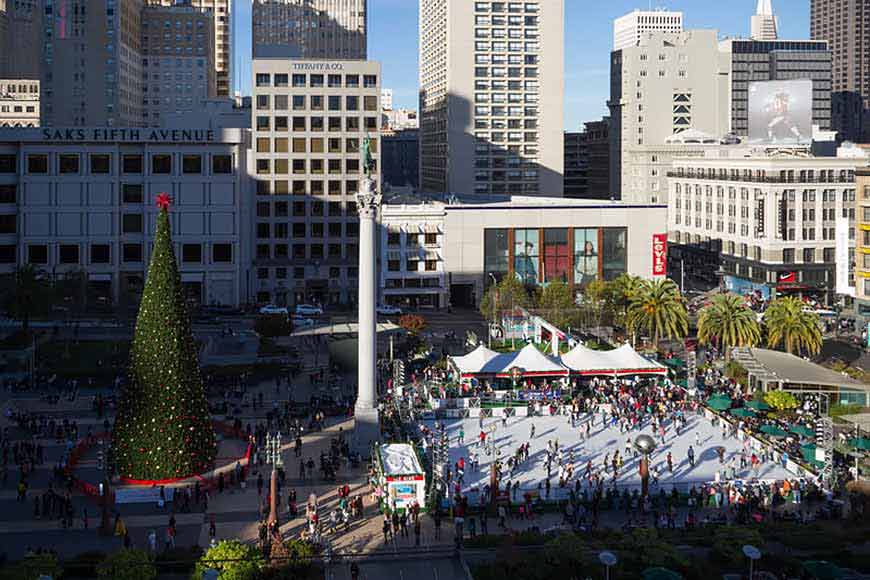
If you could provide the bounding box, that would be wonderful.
[234,0,811,129]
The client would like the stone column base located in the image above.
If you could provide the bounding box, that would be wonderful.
[353,406,380,458]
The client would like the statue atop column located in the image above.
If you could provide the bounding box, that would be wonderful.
[357,135,381,218]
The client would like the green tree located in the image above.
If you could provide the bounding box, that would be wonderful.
[97,549,157,580]
[479,275,530,323]
[627,278,688,347]
[192,540,265,580]
[112,196,216,481]
[609,273,643,328]
[53,268,88,317]
[697,293,761,360]
[537,280,574,328]
[0,553,63,580]
[398,313,428,336]
[764,389,799,412]
[1,264,50,335]
[762,297,822,356]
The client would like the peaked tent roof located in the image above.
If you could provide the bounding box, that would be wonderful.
[451,344,500,376]
[560,343,667,376]
[496,343,568,376]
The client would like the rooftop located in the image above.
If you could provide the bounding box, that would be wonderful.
[732,348,868,391]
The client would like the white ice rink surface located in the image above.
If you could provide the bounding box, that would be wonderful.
[422,412,795,499]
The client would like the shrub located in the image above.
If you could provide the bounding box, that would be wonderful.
[398,314,427,336]
[764,390,799,412]
[192,540,264,580]
[829,403,864,418]
[96,549,156,580]
[0,553,63,580]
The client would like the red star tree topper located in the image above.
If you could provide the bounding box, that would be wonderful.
[156,192,171,211]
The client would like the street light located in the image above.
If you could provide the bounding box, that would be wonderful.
[634,434,657,503]
[265,432,284,534]
[599,551,618,580]
[742,544,761,579]
[488,273,498,348]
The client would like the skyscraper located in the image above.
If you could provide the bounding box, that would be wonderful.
[750,0,778,41]
[419,0,564,196]
[612,9,682,51]
[253,0,367,59]
[811,0,870,141]
[2,0,41,79]
[147,0,233,97]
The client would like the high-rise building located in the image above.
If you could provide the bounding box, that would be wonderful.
[147,0,233,97]
[251,58,381,306]
[612,9,682,51]
[609,30,730,203]
[383,129,419,191]
[750,0,778,41]
[811,0,870,142]
[564,118,611,199]
[42,0,146,127]
[419,0,564,196]
[141,5,216,127]
[720,38,832,137]
[2,0,41,79]
[253,0,367,59]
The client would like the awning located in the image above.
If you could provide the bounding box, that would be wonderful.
[424,223,441,234]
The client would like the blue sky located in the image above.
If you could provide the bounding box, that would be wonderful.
[234,0,810,129]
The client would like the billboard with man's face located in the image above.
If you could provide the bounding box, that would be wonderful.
[748,79,813,145]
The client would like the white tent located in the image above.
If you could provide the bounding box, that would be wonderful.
[495,343,568,377]
[451,344,500,377]
[560,343,667,376]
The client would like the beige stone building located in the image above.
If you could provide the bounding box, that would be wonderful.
[419,0,564,196]
[0,79,39,127]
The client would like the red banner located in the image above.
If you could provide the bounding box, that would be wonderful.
[652,233,668,276]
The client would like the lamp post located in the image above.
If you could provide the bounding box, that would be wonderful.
[634,434,657,503]
[742,544,761,579]
[488,273,498,348]
[265,432,284,534]
[598,551,618,580]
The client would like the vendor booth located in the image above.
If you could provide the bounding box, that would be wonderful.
[374,443,426,512]
[448,343,569,386]
[559,343,667,376]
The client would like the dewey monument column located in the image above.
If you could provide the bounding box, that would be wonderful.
[354,137,380,454]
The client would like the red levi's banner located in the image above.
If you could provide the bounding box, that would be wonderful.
[652,233,668,276]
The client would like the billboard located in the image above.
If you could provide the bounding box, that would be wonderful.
[835,217,856,297]
[652,234,668,276]
[748,79,813,145]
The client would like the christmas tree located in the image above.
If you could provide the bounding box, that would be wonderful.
[112,193,216,481]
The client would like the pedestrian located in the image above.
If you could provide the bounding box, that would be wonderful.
[433,510,442,539]
[414,518,421,546]
[687,445,695,468]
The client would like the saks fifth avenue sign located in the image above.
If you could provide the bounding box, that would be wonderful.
[40,128,217,143]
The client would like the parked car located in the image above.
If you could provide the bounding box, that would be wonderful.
[259,304,289,316]
[376,304,403,315]
[292,316,315,328]
[295,304,324,316]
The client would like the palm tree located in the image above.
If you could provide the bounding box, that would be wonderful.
[609,273,643,327]
[697,293,761,360]
[763,297,822,356]
[626,278,688,348]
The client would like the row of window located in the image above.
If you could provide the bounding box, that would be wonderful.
[255,158,375,176]
[10,242,234,266]
[256,266,357,281]
[387,233,440,246]
[255,73,378,89]
[255,179,362,196]
[255,136,375,154]
[0,153,234,176]
[474,2,540,14]
[254,115,379,132]
[255,244,358,261]
[256,222,359,239]
[387,259,440,272]
[256,94,377,112]
[256,200,356,217]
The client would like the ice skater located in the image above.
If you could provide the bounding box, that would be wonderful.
[529,423,536,439]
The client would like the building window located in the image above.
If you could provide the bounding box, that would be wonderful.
[0,214,15,234]
[59,154,80,174]
[212,155,232,174]
[0,155,15,173]
[514,229,539,285]
[0,245,16,263]
[0,184,16,204]
[601,228,627,281]
[121,183,143,204]
[26,154,48,174]
[122,154,143,174]
[152,154,172,174]
[783,248,795,263]
[90,154,111,174]
[182,154,202,174]
[574,228,599,286]
[59,244,79,264]
[123,243,143,263]
[543,228,569,283]
[484,228,509,282]
[213,243,232,263]
[122,213,144,234]
[803,248,815,263]
[28,244,48,264]
[182,243,202,263]
[91,244,111,264]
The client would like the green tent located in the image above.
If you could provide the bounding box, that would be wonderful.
[802,560,844,580]
[849,437,870,451]
[746,400,771,411]
[730,407,755,418]
[642,568,683,580]
[706,394,733,410]
[663,358,685,369]
[790,424,815,438]
[760,424,789,437]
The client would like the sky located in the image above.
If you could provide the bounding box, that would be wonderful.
[233,0,811,130]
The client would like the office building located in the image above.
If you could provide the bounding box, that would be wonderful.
[720,38,832,137]
[811,0,870,142]
[668,145,864,305]
[613,9,682,51]
[147,0,233,97]
[750,0,778,42]
[382,129,419,190]
[0,126,250,308]
[564,131,586,197]
[564,118,610,199]
[0,79,39,127]
[855,167,870,318]
[383,108,418,132]
[609,30,730,203]
[419,0,564,196]
[253,0,367,59]
[1,0,41,79]
[141,5,216,127]
[0,3,6,80]
[251,58,381,306]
